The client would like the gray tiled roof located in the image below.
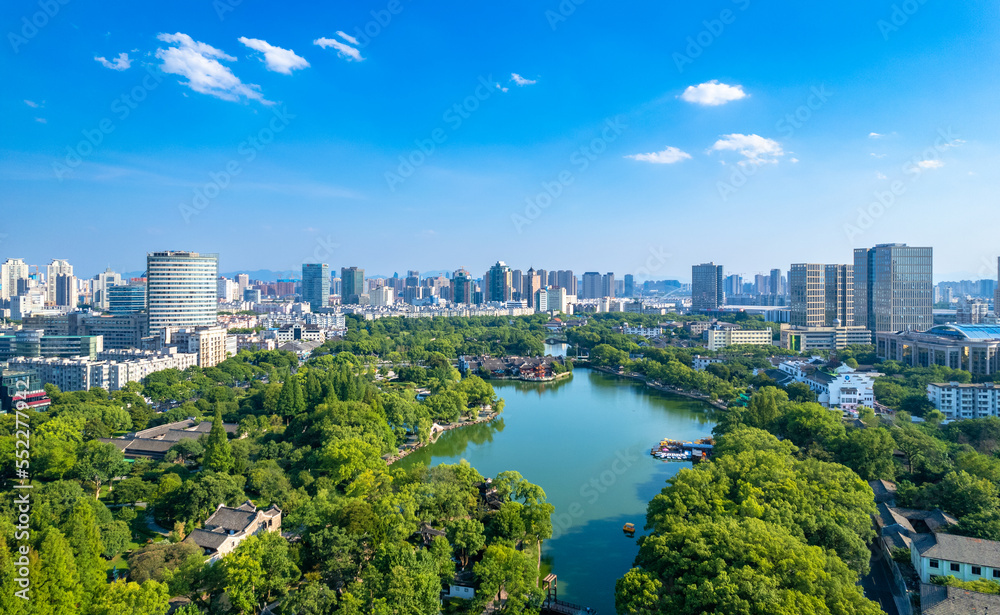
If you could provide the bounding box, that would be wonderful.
[868,479,897,504]
[913,532,1000,569]
[877,502,915,534]
[204,506,257,533]
[921,583,1000,614]
[185,528,230,550]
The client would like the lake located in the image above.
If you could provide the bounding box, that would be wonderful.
[399,353,716,613]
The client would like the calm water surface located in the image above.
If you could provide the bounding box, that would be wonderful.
[400,347,716,614]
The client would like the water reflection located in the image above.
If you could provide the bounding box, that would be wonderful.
[403,368,715,614]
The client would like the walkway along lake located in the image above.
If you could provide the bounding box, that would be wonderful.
[398,359,717,614]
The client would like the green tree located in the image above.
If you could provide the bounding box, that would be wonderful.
[74,440,129,499]
[836,427,896,481]
[615,568,662,615]
[63,503,105,601]
[202,409,234,473]
[223,532,299,615]
[447,518,486,568]
[473,545,544,614]
[36,528,81,615]
[87,580,170,615]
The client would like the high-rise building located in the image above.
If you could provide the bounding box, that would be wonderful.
[770,268,782,296]
[537,269,549,290]
[623,274,635,298]
[789,264,853,328]
[216,277,239,302]
[854,244,933,333]
[582,272,602,299]
[405,270,420,288]
[451,269,473,304]
[302,264,331,311]
[370,286,394,306]
[341,267,365,304]
[236,273,250,296]
[53,274,76,308]
[93,268,123,310]
[108,283,147,315]
[724,274,743,298]
[1,258,29,302]
[46,259,74,305]
[824,264,853,326]
[523,268,541,307]
[146,251,219,334]
[557,270,577,296]
[602,273,615,299]
[510,269,523,300]
[485,261,512,303]
[692,263,724,312]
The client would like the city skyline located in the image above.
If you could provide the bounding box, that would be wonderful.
[4,1,1000,279]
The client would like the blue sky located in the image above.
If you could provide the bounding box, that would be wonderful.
[3,0,999,281]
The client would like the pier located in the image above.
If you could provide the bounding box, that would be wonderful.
[542,574,597,615]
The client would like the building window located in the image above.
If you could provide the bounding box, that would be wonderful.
[993,570,1000,578]
[973,566,982,575]
[951,563,961,572]
[930,560,939,569]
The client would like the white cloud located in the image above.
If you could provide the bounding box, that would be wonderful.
[917,159,944,170]
[156,32,269,104]
[314,35,364,62]
[869,132,883,139]
[95,52,132,71]
[789,157,799,164]
[35,118,47,124]
[870,152,886,159]
[625,146,691,165]
[511,73,537,86]
[710,134,783,165]
[680,80,747,106]
[238,37,309,74]
[24,100,38,108]
[495,83,508,93]
[335,31,360,46]
[876,172,888,180]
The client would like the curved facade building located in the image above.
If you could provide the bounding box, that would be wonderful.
[146,251,219,333]
[876,324,1000,376]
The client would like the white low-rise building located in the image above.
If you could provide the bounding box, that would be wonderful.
[705,326,773,351]
[9,350,198,392]
[927,382,1000,420]
[778,359,880,410]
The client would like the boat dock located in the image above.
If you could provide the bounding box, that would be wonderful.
[651,437,714,462]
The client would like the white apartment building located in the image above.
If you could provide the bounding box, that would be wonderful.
[619,324,664,338]
[705,327,773,351]
[927,382,1000,420]
[370,286,395,307]
[9,351,198,392]
[1,259,29,302]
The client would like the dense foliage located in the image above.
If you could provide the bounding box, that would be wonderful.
[0,319,555,615]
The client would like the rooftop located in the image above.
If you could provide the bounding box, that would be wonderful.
[913,532,1000,568]
[925,324,1000,341]
[920,583,1000,615]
